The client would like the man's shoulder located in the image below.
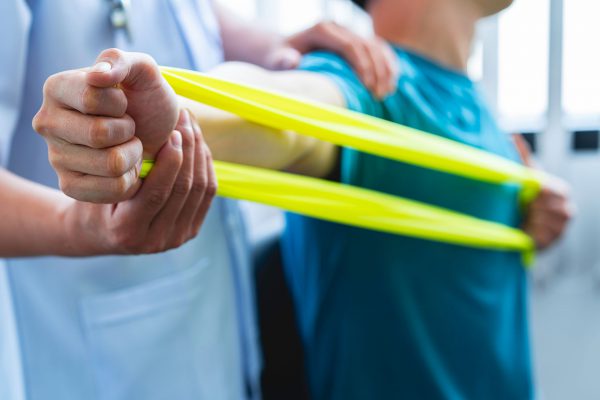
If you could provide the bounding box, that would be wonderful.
[298,50,400,116]
[299,51,357,77]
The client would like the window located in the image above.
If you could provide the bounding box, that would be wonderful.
[468,39,484,82]
[275,0,324,34]
[222,0,257,20]
[497,0,550,121]
[563,0,600,117]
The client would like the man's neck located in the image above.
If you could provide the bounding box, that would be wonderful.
[370,0,481,72]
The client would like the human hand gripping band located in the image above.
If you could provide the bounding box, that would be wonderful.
[141,67,546,266]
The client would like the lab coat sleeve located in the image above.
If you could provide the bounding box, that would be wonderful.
[0,0,31,167]
[0,2,30,399]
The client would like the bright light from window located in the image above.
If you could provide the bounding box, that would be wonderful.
[563,0,600,117]
[468,40,484,82]
[498,0,550,120]
[277,0,323,34]
[221,0,257,20]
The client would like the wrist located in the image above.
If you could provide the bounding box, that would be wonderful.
[55,198,83,256]
[57,199,103,257]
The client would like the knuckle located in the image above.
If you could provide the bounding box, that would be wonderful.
[171,235,187,250]
[143,54,159,70]
[136,53,161,81]
[188,226,201,240]
[143,240,168,254]
[47,145,63,168]
[341,40,354,53]
[191,177,208,195]
[116,114,136,141]
[315,21,330,33]
[31,112,44,134]
[206,180,218,198]
[112,174,133,197]
[88,118,111,148]
[134,242,156,255]
[172,177,193,196]
[180,120,194,139]
[58,176,78,199]
[147,188,170,208]
[80,85,100,114]
[107,147,128,176]
[43,74,60,98]
[32,108,52,136]
[142,245,159,255]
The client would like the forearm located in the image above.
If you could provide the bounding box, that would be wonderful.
[0,168,74,257]
[285,140,339,178]
[182,97,317,170]
[183,62,345,176]
[215,3,283,66]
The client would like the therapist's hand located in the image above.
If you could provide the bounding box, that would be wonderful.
[523,177,574,250]
[267,22,399,99]
[62,110,217,255]
[34,49,179,202]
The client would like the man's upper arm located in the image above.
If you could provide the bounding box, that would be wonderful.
[209,61,346,108]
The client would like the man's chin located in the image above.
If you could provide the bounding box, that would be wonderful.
[479,0,515,17]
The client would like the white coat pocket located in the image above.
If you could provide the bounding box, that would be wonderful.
[80,258,243,400]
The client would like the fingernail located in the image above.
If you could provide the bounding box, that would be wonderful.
[171,131,182,149]
[279,58,296,70]
[183,108,193,130]
[279,51,300,70]
[91,62,112,73]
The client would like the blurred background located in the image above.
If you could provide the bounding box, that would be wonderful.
[224,0,600,398]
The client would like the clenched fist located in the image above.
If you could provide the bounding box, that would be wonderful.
[34,48,180,203]
[61,110,217,255]
[32,49,217,255]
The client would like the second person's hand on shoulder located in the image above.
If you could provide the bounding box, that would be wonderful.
[268,22,399,99]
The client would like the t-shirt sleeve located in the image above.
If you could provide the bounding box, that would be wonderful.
[298,51,385,118]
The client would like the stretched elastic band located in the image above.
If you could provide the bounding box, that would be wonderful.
[139,67,542,265]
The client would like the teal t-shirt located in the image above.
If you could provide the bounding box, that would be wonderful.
[281,48,533,400]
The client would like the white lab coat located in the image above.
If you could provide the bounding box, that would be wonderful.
[0,1,261,399]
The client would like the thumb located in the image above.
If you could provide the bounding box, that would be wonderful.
[267,47,302,70]
[87,48,163,90]
[118,131,184,224]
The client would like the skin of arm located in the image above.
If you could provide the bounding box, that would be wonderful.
[3,50,218,258]
[2,110,215,258]
[0,168,73,257]
[181,62,346,177]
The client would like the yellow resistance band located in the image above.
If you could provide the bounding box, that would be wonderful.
[141,67,543,265]
[161,67,545,203]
